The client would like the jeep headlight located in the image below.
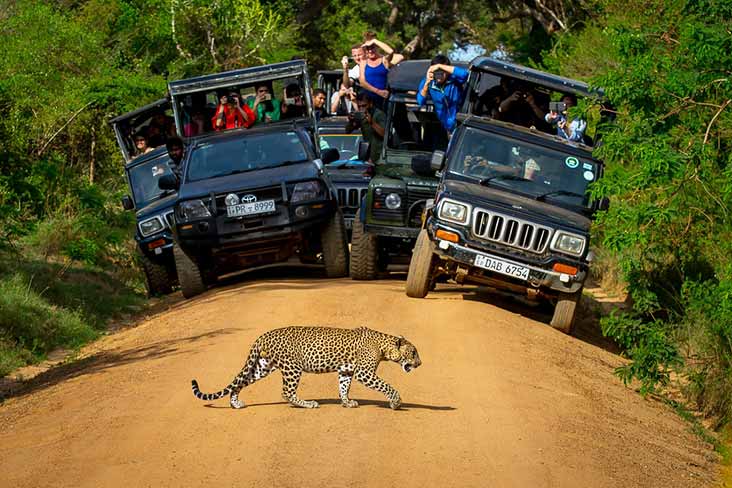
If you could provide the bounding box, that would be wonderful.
[385,193,402,210]
[291,181,324,203]
[551,232,586,256]
[138,216,164,237]
[439,200,470,225]
[178,199,211,221]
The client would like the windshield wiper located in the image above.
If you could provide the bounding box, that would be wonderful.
[479,174,532,186]
[221,159,309,178]
[535,190,585,201]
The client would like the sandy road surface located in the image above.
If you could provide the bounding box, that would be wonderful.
[0,269,719,487]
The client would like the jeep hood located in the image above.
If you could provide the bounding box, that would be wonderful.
[180,162,320,199]
[136,192,177,220]
[324,165,371,185]
[442,180,591,232]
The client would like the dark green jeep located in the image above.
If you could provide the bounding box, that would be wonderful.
[350,60,449,279]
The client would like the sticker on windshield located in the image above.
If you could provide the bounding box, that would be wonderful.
[152,165,165,177]
[583,162,593,170]
[565,156,580,169]
[583,170,594,181]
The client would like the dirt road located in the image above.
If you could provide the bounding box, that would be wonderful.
[0,269,719,487]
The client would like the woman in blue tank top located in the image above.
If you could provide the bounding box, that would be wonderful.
[359,35,403,107]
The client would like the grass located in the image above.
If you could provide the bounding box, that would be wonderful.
[0,253,146,377]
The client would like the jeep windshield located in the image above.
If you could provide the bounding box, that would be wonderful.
[128,155,176,207]
[320,133,362,162]
[186,131,309,182]
[448,127,600,209]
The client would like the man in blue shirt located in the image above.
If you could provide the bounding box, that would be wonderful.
[416,55,469,133]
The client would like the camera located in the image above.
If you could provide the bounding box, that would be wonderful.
[261,93,272,101]
[225,95,237,105]
[549,101,568,113]
[351,111,365,123]
[433,68,447,82]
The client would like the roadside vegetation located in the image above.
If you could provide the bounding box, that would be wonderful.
[1,0,730,450]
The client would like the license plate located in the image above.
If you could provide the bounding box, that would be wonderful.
[474,253,530,281]
[226,199,276,218]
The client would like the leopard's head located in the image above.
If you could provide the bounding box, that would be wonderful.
[386,335,422,373]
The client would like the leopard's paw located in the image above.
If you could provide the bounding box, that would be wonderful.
[389,394,402,410]
[342,399,359,408]
[302,400,320,409]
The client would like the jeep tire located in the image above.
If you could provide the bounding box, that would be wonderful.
[350,211,378,280]
[321,210,349,278]
[173,244,207,298]
[551,289,582,334]
[406,229,435,298]
[140,252,174,297]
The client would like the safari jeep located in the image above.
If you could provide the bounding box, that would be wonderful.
[350,60,449,279]
[110,98,179,296]
[160,60,348,298]
[405,115,607,334]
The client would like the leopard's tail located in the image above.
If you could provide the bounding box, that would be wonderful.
[191,345,260,401]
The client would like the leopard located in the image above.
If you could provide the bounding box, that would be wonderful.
[191,326,422,410]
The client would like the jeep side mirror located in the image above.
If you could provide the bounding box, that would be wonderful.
[158,174,179,191]
[321,147,340,165]
[597,197,610,211]
[121,195,134,211]
[431,150,446,171]
[358,141,370,162]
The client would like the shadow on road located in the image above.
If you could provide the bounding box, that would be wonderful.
[202,398,456,411]
[0,328,240,403]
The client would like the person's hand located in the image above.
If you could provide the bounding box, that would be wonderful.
[426,68,435,83]
[219,95,228,105]
[364,110,373,124]
[525,92,536,106]
[557,119,567,129]
[362,38,376,48]
[509,91,523,102]
[547,111,559,122]
[377,89,389,98]
[338,86,347,96]
[341,56,349,69]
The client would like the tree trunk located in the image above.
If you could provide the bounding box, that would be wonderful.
[89,124,96,184]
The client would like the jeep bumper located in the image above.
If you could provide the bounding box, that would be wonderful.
[428,221,586,295]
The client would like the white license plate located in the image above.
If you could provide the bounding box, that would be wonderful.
[473,253,530,281]
[226,199,276,217]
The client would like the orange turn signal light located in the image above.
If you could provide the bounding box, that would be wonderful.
[552,263,578,275]
[147,239,166,250]
[435,229,459,243]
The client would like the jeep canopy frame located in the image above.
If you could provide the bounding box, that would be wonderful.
[168,60,317,140]
[109,98,172,163]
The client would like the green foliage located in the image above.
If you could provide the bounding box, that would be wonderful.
[544,0,732,426]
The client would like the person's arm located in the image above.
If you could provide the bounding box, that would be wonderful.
[525,93,546,121]
[364,38,398,68]
[239,104,255,128]
[212,100,226,130]
[359,61,388,98]
[280,88,289,114]
[499,91,521,114]
[341,56,351,89]
[416,77,429,107]
[331,90,343,114]
[367,110,385,138]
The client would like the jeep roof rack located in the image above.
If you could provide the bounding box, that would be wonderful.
[168,60,308,96]
[467,56,604,99]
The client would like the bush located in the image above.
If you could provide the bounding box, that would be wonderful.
[0,274,97,376]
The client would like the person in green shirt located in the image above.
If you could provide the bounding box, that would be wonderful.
[246,83,281,123]
[346,91,385,163]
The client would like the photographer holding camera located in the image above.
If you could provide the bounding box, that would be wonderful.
[212,92,255,131]
[247,83,281,123]
[417,55,469,133]
[545,94,586,142]
[497,83,548,130]
[346,92,385,163]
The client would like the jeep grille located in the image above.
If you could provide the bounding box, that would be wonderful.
[337,188,368,209]
[164,211,175,228]
[472,208,552,254]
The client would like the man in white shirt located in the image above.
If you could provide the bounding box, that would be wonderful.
[341,44,364,89]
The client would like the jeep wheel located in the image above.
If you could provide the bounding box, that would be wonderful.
[140,253,174,297]
[321,211,349,278]
[173,244,207,299]
[350,211,378,280]
[405,229,435,298]
[551,290,582,334]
